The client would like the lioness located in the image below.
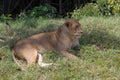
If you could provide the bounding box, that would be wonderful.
[13,19,83,70]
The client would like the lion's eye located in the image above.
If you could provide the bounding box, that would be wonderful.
[76,25,79,28]
[75,26,79,30]
[76,26,78,28]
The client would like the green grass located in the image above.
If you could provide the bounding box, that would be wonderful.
[0,17,120,80]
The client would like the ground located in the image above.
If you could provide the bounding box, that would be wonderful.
[0,17,120,80]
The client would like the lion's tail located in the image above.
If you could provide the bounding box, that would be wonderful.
[12,52,24,71]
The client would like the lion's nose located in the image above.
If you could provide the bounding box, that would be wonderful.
[80,30,83,33]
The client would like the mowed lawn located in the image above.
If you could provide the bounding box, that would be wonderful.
[0,17,120,80]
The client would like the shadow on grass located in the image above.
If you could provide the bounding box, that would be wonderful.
[0,24,58,50]
[1,23,120,51]
[80,28,120,50]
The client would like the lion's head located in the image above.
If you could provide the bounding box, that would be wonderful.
[60,19,83,39]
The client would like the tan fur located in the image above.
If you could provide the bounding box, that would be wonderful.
[13,19,83,70]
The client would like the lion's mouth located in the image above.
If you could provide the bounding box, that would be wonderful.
[74,35,81,38]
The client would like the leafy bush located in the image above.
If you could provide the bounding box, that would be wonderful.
[71,3,101,19]
[72,0,120,18]
[29,4,57,18]
[97,0,120,16]
[18,12,28,20]
[0,14,12,21]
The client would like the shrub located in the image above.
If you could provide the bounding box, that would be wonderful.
[0,14,12,21]
[18,12,28,20]
[29,4,57,18]
[97,0,120,16]
[71,3,101,19]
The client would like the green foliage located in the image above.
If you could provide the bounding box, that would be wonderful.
[72,0,120,18]
[71,3,101,19]
[29,4,57,18]
[18,12,28,20]
[0,14,12,21]
[97,0,120,16]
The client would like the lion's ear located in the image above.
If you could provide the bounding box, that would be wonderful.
[59,22,70,33]
[64,21,71,28]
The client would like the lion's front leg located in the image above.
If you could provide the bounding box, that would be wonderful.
[72,39,80,50]
[60,51,78,59]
